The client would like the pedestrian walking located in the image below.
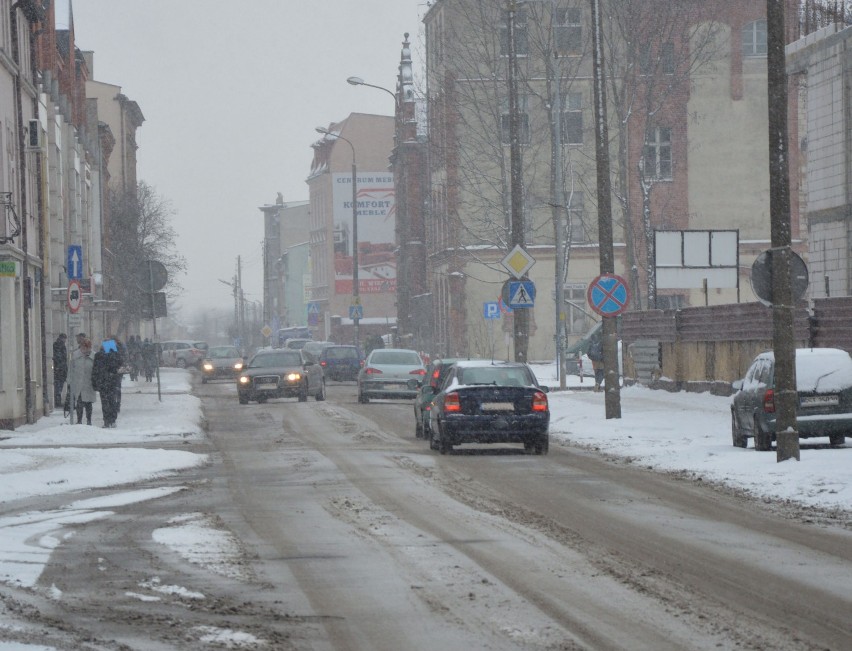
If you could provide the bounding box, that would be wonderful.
[52,334,68,408]
[588,336,605,392]
[142,338,157,382]
[68,338,96,425]
[92,337,123,428]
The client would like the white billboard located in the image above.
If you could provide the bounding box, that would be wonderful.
[655,230,739,289]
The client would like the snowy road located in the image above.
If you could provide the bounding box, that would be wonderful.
[1,374,850,650]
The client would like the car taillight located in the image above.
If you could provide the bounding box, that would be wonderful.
[532,391,548,412]
[444,392,461,413]
[410,368,427,376]
[364,367,382,375]
[763,389,775,413]
[320,361,327,367]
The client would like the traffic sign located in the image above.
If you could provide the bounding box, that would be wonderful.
[501,245,536,279]
[67,245,83,280]
[587,274,630,317]
[307,302,321,315]
[750,249,808,307]
[349,304,364,320]
[261,325,273,338]
[142,259,168,292]
[508,280,536,308]
[67,279,82,314]
[483,301,500,319]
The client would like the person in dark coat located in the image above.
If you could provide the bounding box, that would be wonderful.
[587,336,605,392]
[52,334,68,407]
[92,337,124,428]
[142,338,157,382]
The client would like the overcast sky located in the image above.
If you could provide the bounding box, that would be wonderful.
[65,1,426,324]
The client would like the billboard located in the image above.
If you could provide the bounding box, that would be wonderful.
[332,172,396,294]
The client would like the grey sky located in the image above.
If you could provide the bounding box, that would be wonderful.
[67,1,425,322]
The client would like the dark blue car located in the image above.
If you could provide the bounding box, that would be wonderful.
[429,360,550,455]
[319,345,363,381]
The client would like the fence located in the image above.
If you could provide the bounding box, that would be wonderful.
[620,297,852,394]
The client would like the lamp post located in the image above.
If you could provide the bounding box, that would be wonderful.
[316,126,360,348]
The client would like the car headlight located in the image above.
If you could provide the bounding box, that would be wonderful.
[239,376,250,385]
[203,362,213,371]
[286,372,301,382]
[233,362,244,370]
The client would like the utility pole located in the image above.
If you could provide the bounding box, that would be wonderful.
[507,0,529,362]
[767,0,799,461]
[590,0,621,418]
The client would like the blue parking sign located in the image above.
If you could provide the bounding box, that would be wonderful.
[483,301,500,319]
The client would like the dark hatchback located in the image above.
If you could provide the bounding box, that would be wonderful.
[428,360,549,455]
[731,347,852,450]
[319,345,363,381]
[200,345,244,383]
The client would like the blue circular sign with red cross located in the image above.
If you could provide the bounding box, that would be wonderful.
[587,273,630,317]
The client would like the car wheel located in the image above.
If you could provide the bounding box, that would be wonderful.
[439,437,452,455]
[829,433,846,446]
[299,382,308,402]
[731,411,747,448]
[534,434,549,455]
[316,379,326,401]
[201,377,208,384]
[238,393,249,405]
[256,395,268,404]
[177,358,187,369]
[358,388,369,404]
[753,416,772,451]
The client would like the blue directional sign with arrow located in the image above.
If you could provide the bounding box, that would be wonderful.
[67,245,83,280]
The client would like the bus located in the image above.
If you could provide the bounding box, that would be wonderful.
[277,326,311,347]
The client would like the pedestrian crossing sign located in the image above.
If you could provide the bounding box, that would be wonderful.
[508,280,536,308]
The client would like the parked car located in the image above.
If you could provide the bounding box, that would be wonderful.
[200,346,244,383]
[731,347,852,450]
[319,345,364,382]
[428,360,550,455]
[303,340,334,362]
[414,358,464,439]
[237,348,325,404]
[357,348,425,403]
[159,340,208,369]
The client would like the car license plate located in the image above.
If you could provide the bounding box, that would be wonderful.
[482,402,514,411]
[801,395,839,407]
[258,383,278,390]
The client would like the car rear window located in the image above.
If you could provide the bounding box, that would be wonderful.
[459,366,531,386]
[370,351,422,365]
[796,350,852,392]
[327,348,358,360]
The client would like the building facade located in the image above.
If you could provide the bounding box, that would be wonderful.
[423,0,801,361]
[307,113,397,346]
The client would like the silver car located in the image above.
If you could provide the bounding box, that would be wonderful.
[357,348,426,403]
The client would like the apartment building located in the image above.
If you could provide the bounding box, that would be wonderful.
[423,0,801,360]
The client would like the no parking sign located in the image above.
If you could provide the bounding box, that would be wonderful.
[587,274,630,317]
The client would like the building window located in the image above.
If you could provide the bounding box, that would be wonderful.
[501,95,531,145]
[640,42,675,75]
[554,7,582,55]
[564,284,591,334]
[742,19,767,57]
[661,42,674,74]
[561,91,583,145]
[566,191,588,242]
[643,127,672,180]
[500,8,528,56]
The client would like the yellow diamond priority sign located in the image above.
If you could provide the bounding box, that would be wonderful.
[501,245,536,279]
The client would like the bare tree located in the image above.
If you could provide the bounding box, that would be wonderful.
[800,0,852,33]
[106,181,186,334]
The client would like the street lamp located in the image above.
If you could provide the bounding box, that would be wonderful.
[316,126,360,348]
[347,75,398,103]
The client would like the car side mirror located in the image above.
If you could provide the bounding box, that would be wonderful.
[539,385,549,393]
[732,379,743,392]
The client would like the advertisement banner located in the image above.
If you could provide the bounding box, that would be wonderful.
[332,172,396,295]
